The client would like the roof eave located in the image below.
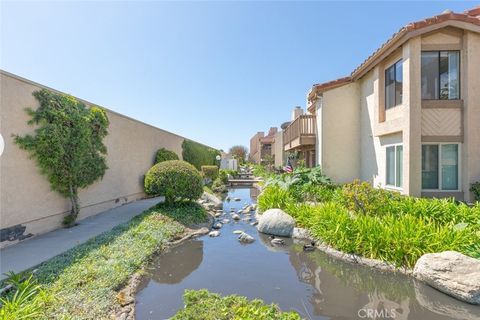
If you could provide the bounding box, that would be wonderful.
[351,19,480,80]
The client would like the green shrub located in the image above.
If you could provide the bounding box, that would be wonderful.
[341,180,403,216]
[257,185,295,213]
[306,202,478,268]
[0,272,48,320]
[212,178,228,193]
[219,169,237,183]
[154,148,179,164]
[182,140,219,170]
[144,160,203,203]
[470,182,480,202]
[252,164,273,179]
[258,180,480,268]
[201,165,219,181]
[392,197,480,226]
[172,289,301,320]
[263,166,333,203]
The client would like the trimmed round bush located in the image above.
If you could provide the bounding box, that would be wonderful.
[154,148,179,164]
[144,160,203,203]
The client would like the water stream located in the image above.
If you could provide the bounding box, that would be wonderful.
[135,187,480,320]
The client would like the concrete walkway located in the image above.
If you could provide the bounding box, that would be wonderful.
[0,197,164,280]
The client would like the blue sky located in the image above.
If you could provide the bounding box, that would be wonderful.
[1,1,476,151]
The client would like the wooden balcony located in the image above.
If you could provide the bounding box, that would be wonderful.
[283,115,316,151]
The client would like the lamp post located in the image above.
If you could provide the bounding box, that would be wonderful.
[216,155,221,168]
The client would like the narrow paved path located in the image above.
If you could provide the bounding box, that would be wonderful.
[0,197,164,280]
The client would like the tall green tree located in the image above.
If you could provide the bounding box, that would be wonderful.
[14,89,109,226]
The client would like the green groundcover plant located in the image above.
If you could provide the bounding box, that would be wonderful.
[171,289,301,320]
[257,169,480,267]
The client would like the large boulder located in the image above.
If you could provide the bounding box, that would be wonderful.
[413,251,480,305]
[257,208,295,237]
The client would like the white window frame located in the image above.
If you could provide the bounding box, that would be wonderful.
[385,143,403,190]
[421,142,462,192]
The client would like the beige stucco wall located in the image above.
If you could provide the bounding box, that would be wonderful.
[0,71,213,248]
[463,31,480,202]
[249,132,263,164]
[273,131,284,168]
[317,82,361,184]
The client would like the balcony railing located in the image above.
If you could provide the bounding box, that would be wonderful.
[283,115,316,151]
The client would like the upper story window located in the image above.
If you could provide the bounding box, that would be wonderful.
[421,51,460,100]
[385,60,403,109]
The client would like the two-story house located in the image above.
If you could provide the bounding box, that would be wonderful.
[249,127,278,164]
[307,7,480,202]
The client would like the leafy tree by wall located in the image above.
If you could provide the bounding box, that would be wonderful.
[14,89,109,227]
[182,140,219,170]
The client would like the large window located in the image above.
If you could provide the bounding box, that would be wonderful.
[421,51,460,100]
[385,60,403,109]
[386,144,403,188]
[422,143,459,190]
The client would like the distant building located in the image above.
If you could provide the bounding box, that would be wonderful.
[249,127,278,164]
[282,106,316,167]
[220,152,238,170]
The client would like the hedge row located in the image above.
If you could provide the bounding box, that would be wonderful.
[182,140,219,170]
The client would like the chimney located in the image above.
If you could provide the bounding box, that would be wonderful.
[268,127,278,136]
[291,106,304,121]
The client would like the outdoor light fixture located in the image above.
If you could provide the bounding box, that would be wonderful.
[0,134,4,156]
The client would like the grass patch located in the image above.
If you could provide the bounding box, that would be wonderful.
[155,201,208,226]
[1,201,208,319]
[171,289,301,320]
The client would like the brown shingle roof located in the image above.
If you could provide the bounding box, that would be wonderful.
[308,7,480,108]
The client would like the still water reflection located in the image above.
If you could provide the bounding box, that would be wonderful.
[135,188,480,319]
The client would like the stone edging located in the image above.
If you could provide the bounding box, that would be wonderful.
[301,228,413,275]
[280,223,412,275]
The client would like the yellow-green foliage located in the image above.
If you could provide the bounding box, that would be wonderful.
[154,148,179,164]
[257,185,295,213]
[172,289,301,320]
[299,202,478,268]
[259,179,480,267]
[201,165,219,181]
